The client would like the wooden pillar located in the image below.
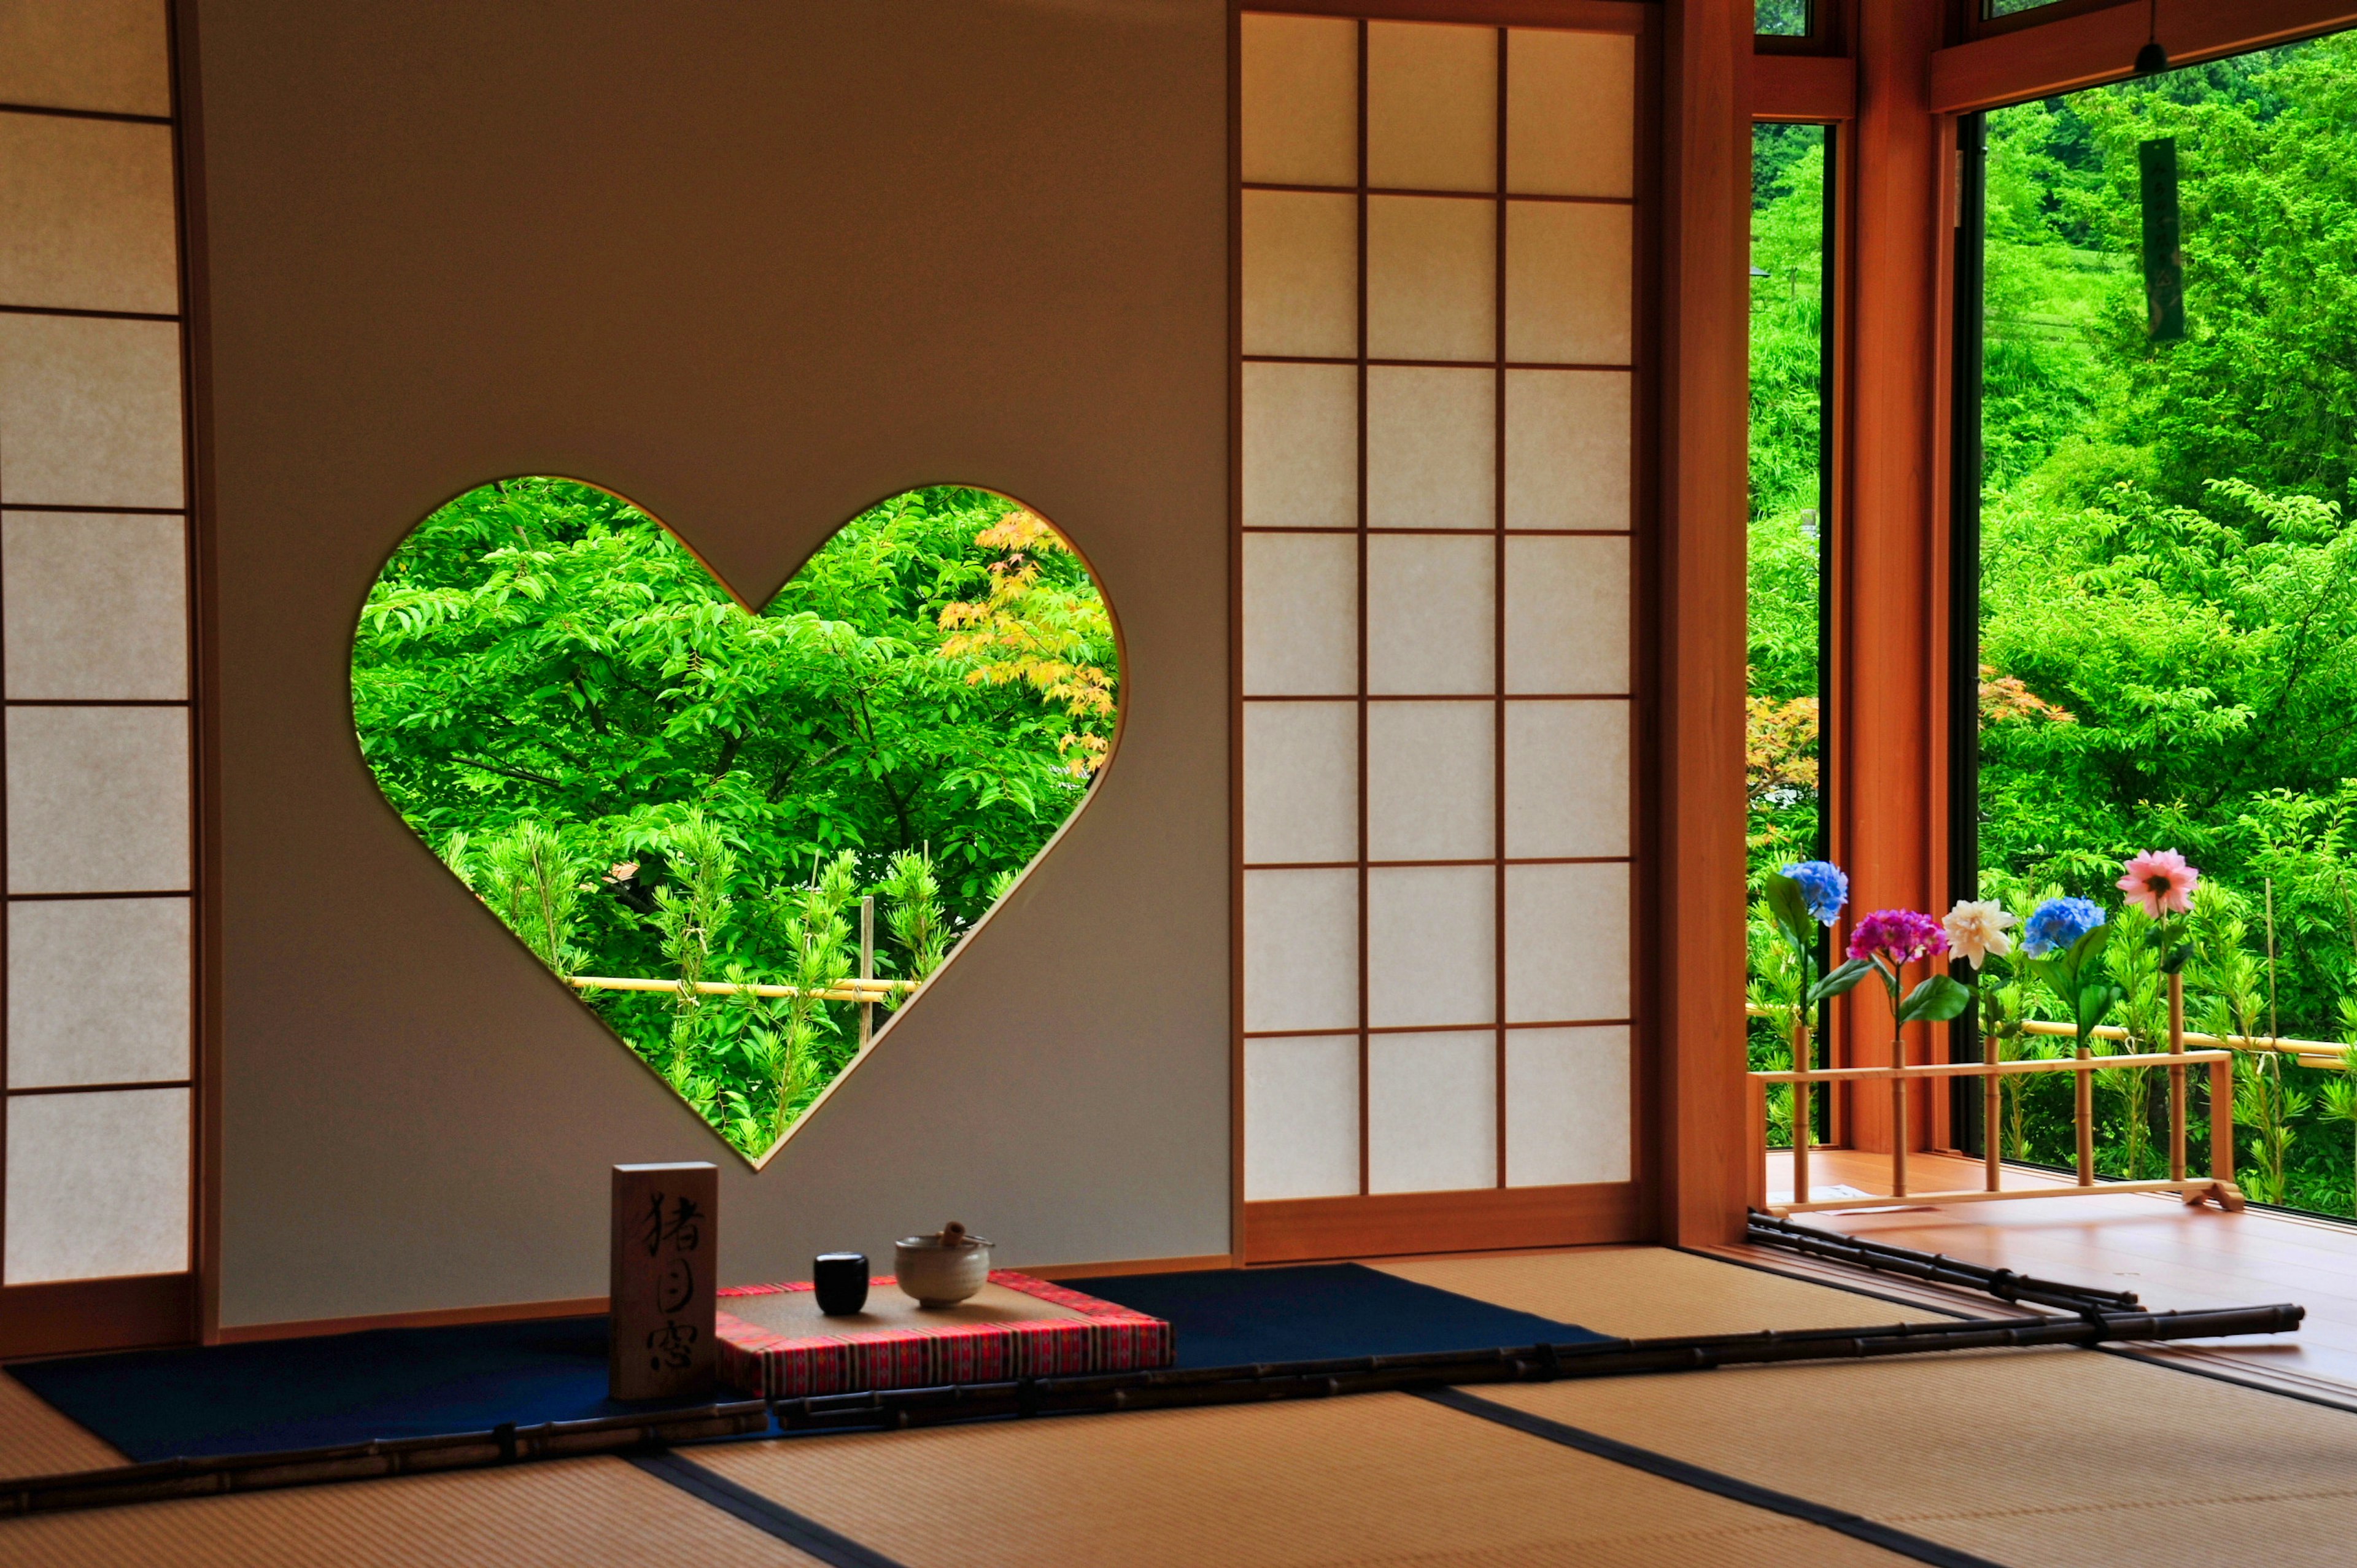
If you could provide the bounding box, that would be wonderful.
[1830,0,1953,1156]
[1655,0,1753,1245]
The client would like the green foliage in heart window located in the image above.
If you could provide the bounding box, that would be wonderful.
[352,478,1117,1157]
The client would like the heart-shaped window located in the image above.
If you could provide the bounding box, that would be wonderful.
[352,479,1118,1161]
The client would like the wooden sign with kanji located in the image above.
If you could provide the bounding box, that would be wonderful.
[609,1162,718,1401]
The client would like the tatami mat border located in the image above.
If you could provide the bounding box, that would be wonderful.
[631,1453,906,1568]
[1422,1386,2014,1568]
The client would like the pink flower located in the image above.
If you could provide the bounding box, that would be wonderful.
[1847,909,1949,967]
[2116,849,2199,919]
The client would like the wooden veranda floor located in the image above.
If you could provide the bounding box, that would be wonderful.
[1746,1147,2357,1408]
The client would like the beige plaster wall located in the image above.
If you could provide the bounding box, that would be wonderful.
[188,0,1231,1327]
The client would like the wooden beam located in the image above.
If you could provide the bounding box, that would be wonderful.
[1932,0,2357,115]
[1258,0,1650,29]
[1833,1,1950,1157]
[1654,0,1752,1248]
[1755,52,1857,122]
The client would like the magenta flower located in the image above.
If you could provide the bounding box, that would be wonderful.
[1846,909,1949,968]
[2116,848,2199,919]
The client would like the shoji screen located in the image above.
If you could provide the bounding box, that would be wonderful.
[0,0,196,1350]
[1239,9,1641,1259]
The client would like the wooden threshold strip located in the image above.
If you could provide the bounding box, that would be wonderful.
[1245,1181,1641,1263]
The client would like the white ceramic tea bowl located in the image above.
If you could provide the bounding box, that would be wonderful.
[894,1234,993,1308]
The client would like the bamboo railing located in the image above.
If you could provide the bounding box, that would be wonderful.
[566,975,915,1004]
[570,897,919,1051]
[1744,975,2266,1217]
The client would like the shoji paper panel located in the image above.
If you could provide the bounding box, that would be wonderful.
[1505,1027,1630,1186]
[1503,535,1630,693]
[1505,30,1635,199]
[1366,366,1493,530]
[0,0,195,1303]
[1366,865,1494,1029]
[1504,369,1631,531]
[9,897,190,1088]
[1243,190,1358,358]
[1368,1031,1496,1194]
[4,706,189,894]
[1245,701,1358,865]
[1366,22,1495,193]
[1245,1036,1361,1200]
[1366,196,1494,361]
[1244,531,1358,695]
[1503,700,1629,859]
[1244,362,1358,530]
[1244,868,1360,1033]
[1365,533,1493,695]
[0,0,172,118]
[0,314,184,509]
[2,511,188,700]
[1504,862,1631,1023]
[1242,14,1635,1209]
[1240,14,1358,188]
[1505,202,1633,365]
[5,1089,188,1282]
[0,112,177,314]
[1366,700,1492,860]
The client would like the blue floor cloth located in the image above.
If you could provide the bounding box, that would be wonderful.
[1056,1262,1606,1370]
[11,1263,1604,1462]
[8,1316,690,1463]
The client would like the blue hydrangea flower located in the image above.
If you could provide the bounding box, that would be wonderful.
[1779,860,1849,925]
[2022,897,2105,957]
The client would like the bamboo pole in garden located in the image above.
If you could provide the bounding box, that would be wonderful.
[859,896,876,1052]
[1792,1022,1810,1207]
[2169,971,2188,1182]
[1892,1026,1908,1200]
[1984,1026,2000,1192]
[568,976,911,1003]
[2211,1055,2235,1186]
[2076,1043,2094,1186]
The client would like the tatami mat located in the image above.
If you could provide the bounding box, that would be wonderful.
[691,1392,1921,1567]
[14,1245,2331,1567]
[0,1455,831,1568]
[0,1373,124,1481]
[1376,1244,1959,1337]
[1477,1345,2357,1568]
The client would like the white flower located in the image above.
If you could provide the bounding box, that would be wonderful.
[1942,900,2016,970]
